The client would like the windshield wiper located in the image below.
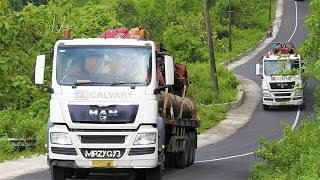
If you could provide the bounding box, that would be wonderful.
[110,81,146,86]
[72,81,112,88]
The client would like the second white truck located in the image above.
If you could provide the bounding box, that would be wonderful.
[256,42,305,110]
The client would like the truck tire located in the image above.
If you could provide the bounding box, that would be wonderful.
[175,137,188,169]
[164,152,175,168]
[299,104,305,110]
[146,166,163,180]
[186,132,192,167]
[50,165,73,180]
[263,104,269,110]
[190,132,196,165]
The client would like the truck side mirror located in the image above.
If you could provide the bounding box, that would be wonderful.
[35,55,46,85]
[164,55,174,86]
[256,64,261,76]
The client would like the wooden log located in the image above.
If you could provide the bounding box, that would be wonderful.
[157,91,196,119]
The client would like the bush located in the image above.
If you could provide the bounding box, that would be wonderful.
[0,138,14,154]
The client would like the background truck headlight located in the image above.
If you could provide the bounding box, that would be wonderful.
[263,92,272,97]
[294,89,303,96]
[134,133,156,145]
[50,132,72,145]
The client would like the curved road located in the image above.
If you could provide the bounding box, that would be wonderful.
[16,0,313,179]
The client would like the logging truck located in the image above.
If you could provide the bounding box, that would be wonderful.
[34,27,199,180]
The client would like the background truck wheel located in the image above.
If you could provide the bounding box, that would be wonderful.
[50,165,73,180]
[299,104,305,110]
[146,165,163,180]
[263,104,269,110]
[164,152,175,168]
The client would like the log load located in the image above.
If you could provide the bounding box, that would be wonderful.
[157,91,196,119]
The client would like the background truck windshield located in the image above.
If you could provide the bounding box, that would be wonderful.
[56,46,152,86]
[264,59,300,76]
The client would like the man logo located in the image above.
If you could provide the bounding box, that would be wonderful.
[100,116,107,121]
[89,109,118,121]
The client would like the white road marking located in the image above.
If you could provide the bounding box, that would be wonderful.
[288,1,298,42]
[196,1,302,164]
[195,152,254,163]
[292,109,301,130]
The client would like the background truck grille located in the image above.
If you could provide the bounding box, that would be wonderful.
[274,93,292,97]
[275,98,291,102]
[80,135,125,144]
[270,82,295,89]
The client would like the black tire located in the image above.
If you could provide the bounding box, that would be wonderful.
[186,133,192,167]
[190,132,196,165]
[175,137,188,169]
[299,103,305,110]
[74,169,90,178]
[146,166,163,180]
[164,152,175,168]
[50,165,73,180]
[263,104,269,110]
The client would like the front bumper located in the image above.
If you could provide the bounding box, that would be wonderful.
[48,125,158,169]
[262,96,303,106]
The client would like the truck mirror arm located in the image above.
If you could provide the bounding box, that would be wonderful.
[154,85,172,94]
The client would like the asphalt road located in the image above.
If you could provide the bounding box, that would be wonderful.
[15,0,314,180]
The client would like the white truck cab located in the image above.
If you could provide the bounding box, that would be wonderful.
[35,37,175,180]
[256,50,305,110]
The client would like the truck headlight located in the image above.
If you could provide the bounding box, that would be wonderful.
[263,92,271,97]
[294,89,303,96]
[134,133,156,145]
[50,132,72,145]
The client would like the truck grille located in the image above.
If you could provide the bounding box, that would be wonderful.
[80,135,125,144]
[275,98,291,102]
[274,93,292,97]
[270,82,295,89]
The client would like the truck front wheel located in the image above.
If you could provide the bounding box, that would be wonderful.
[263,104,269,110]
[50,165,73,180]
[146,165,163,180]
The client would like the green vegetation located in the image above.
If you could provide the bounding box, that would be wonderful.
[0,0,274,160]
[251,0,320,178]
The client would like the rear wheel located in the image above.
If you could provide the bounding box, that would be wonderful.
[50,165,73,180]
[175,136,188,169]
[190,132,196,165]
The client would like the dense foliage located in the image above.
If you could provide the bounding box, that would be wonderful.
[0,0,273,160]
[299,0,320,78]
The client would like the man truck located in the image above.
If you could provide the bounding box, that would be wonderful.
[256,42,305,110]
[34,28,199,180]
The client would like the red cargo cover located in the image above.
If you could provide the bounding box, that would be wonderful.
[99,28,130,39]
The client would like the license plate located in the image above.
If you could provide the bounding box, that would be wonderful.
[91,160,115,168]
[279,102,288,105]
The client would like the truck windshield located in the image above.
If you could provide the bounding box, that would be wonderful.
[264,60,300,76]
[56,46,152,86]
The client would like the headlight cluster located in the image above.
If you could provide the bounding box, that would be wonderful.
[294,89,303,96]
[50,132,72,145]
[134,133,156,145]
[263,92,272,97]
